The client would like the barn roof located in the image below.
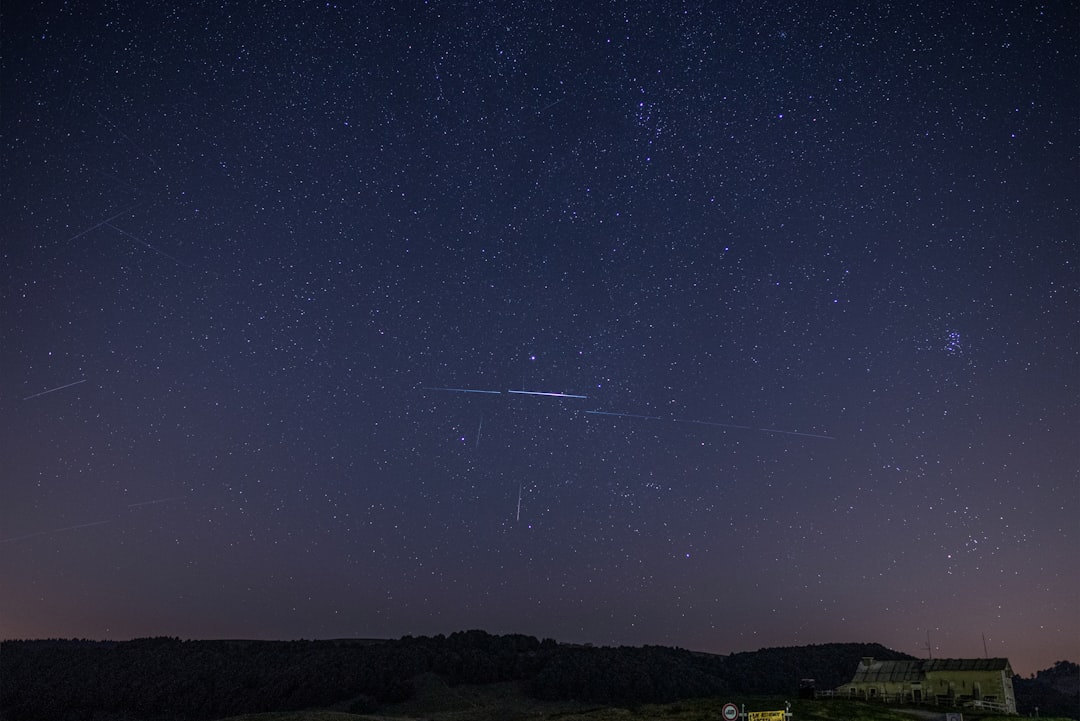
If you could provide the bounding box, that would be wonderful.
[849,659,923,684]
[923,658,1011,672]
[842,657,1014,687]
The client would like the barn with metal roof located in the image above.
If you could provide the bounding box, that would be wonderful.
[835,656,1016,714]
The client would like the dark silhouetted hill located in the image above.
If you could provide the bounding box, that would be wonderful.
[722,642,914,694]
[1014,660,1080,719]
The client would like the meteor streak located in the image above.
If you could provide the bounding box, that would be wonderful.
[508,389,588,399]
[424,387,502,395]
[22,379,87,401]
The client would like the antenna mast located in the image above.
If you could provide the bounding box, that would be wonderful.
[919,631,933,660]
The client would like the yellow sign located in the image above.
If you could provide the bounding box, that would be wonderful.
[747,712,786,721]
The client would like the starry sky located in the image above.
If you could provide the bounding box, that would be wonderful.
[1,1,1077,678]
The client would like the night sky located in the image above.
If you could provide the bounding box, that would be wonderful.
[2,1,1077,677]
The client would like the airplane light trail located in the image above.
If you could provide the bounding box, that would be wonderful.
[507,389,588,399]
[22,379,88,401]
[424,387,502,395]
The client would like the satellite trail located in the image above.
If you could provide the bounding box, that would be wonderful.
[127,496,184,508]
[586,409,662,420]
[22,379,87,401]
[423,388,833,440]
[104,222,189,266]
[759,427,836,440]
[588,408,832,440]
[0,519,112,545]
[673,417,753,430]
[538,97,565,113]
[62,203,142,243]
[2,493,186,544]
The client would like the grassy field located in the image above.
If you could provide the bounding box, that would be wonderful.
[212,679,1075,721]
[214,710,1072,721]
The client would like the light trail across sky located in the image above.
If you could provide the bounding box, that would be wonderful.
[22,378,87,401]
[585,410,662,420]
[423,386,832,440]
[424,387,588,399]
[588,408,834,440]
[423,387,503,395]
[507,389,589,399]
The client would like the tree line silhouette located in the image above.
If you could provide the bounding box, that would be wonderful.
[1012,661,1080,719]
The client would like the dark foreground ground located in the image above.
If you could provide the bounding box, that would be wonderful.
[213,680,1071,721]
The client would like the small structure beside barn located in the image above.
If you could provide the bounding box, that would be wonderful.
[835,656,1016,714]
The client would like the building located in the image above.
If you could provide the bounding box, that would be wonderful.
[835,656,1016,714]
